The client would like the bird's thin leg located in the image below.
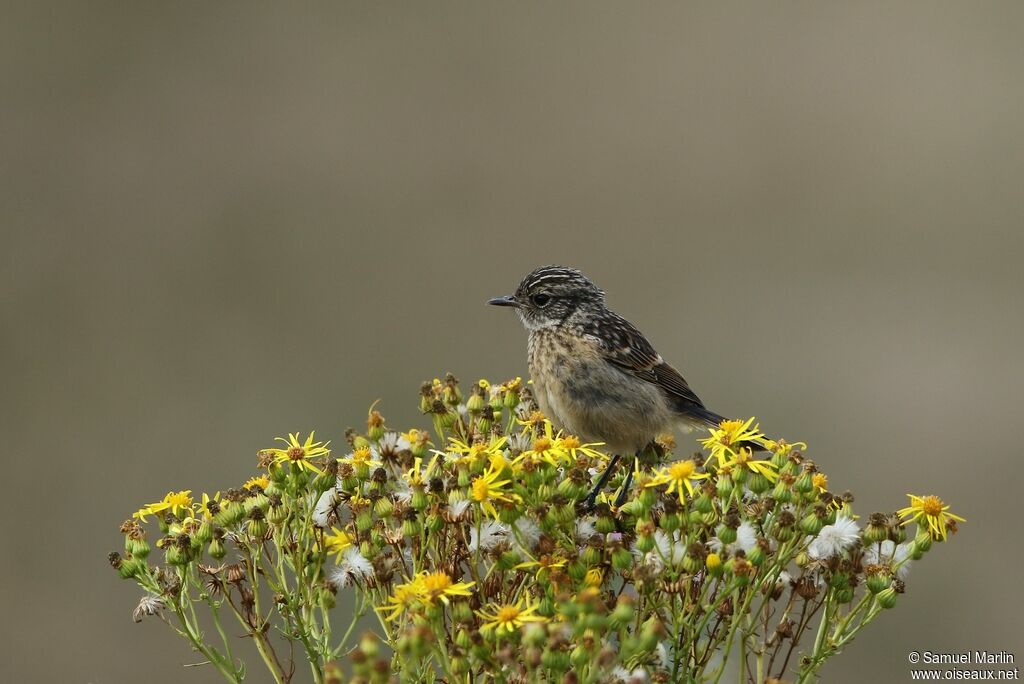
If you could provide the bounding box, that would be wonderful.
[583,453,621,510]
[613,456,637,508]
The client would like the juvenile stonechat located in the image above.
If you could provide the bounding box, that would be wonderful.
[489,265,753,506]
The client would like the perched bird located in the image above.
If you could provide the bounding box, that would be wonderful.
[488,265,754,507]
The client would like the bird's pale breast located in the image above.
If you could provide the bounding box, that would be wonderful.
[527,328,675,454]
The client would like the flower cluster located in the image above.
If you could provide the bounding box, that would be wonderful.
[112,373,962,684]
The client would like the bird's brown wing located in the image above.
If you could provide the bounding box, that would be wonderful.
[585,312,722,425]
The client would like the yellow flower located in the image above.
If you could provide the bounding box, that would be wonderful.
[340,446,382,469]
[416,571,475,606]
[514,555,567,580]
[381,580,420,622]
[584,567,604,587]
[243,475,270,491]
[719,447,779,483]
[898,494,965,541]
[812,473,828,493]
[554,434,606,463]
[516,410,548,431]
[700,417,769,465]
[706,553,722,572]
[198,491,221,520]
[501,376,523,394]
[471,464,518,518]
[133,490,193,521]
[477,596,547,634]
[514,421,568,466]
[403,454,440,487]
[263,432,330,474]
[645,459,710,504]
[445,435,508,466]
[765,438,807,457]
[321,527,353,563]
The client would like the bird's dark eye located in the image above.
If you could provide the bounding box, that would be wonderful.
[531,293,551,307]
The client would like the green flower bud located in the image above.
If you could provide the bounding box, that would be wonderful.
[425,512,444,533]
[165,545,189,566]
[356,509,374,533]
[248,518,268,540]
[716,524,738,545]
[402,517,421,537]
[596,515,618,535]
[455,628,472,649]
[747,472,772,494]
[451,600,474,623]
[771,480,794,503]
[794,471,814,494]
[828,572,850,590]
[118,557,146,579]
[914,531,933,554]
[214,501,245,528]
[267,503,288,526]
[467,393,485,414]
[864,523,888,544]
[866,571,891,594]
[541,647,569,671]
[835,586,855,603]
[610,599,634,626]
[209,538,226,560]
[876,586,898,609]
[747,543,766,567]
[580,546,601,567]
[504,387,520,410]
[694,492,714,514]
[716,476,734,499]
[498,550,521,570]
[612,547,634,572]
[800,512,824,535]
[128,538,151,559]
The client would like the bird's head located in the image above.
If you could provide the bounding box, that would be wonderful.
[488,266,605,331]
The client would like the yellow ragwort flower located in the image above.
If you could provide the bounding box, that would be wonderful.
[198,491,221,520]
[445,435,508,466]
[812,473,828,493]
[340,446,382,469]
[645,459,710,504]
[417,571,475,606]
[700,417,769,465]
[321,527,353,563]
[514,421,568,467]
[477,596,547,634]
[243,475,270,491]
[264,432,330,475]
[133,490,193,521]
[554,433,606,464]
[403,454,440,487]
[719,447,779,483]
[381,580,420,622]
[471,464,518,518]
[514,555,567,580]
[898,494,965,541]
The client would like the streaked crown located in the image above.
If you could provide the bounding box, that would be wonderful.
[489,266,606,331]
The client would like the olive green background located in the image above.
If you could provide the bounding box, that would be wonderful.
[4,2,1022,682]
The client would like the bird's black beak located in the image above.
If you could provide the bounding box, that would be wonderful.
[487,295,519,307]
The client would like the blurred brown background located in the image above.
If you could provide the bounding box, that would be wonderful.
[4,2,1022,682]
